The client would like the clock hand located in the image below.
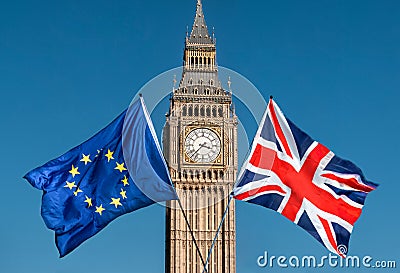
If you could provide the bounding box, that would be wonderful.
[199,143,211,150]
[189,142,208,157]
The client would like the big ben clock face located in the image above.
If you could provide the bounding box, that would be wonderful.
[184,128,221,163]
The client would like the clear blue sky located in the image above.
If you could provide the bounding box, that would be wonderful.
[1,0,399,272]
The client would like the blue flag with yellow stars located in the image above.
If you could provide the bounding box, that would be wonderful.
[24,96,178,257]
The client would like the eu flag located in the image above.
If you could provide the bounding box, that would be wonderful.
[24,97,177,257]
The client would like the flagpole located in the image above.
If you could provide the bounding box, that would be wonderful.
[141,92,207,272]
[176,197,208,273]
[201,193,234,273]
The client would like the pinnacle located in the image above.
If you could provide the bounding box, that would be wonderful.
[188,0,214,44]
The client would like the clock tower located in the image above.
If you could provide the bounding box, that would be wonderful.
[163,1,237,272]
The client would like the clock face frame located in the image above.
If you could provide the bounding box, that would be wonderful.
[184,128,221,163]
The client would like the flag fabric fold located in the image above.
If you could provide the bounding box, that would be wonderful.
[233,98,378,257]
[24,97,177,257]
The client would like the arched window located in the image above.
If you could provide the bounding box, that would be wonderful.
[206,107,211,117]
[191,57,194,66]
[219,170,224,179]
[207,170,212,180]
[182,105,187,116]
[208,196,212,228]
[213,170,218,180]
[193,88,198,95]
[200,107,205,116]
[194,106,199,116]
[188,105,193,116]
[212,107,217,117]
[194,202,198,229]
[218,106,223,117]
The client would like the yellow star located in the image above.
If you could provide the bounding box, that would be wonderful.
[95,204,105,215]
[110,197,122,208]
[84,196,93,207]
[105,149,114,162]
[64,181,77,190]
[80,154,92,165]
[69,165,80,178]
[121,175,129,186]
[120,189,127,199]
[115,162,127,173]
[73,188,83,196]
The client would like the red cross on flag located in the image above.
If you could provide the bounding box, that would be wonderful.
[233,98,378,257]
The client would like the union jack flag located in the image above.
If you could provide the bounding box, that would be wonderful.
[233,98,378,257]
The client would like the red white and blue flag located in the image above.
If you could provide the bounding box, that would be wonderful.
[233,98,378,257]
